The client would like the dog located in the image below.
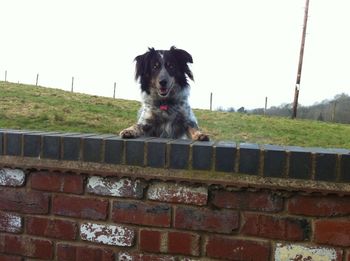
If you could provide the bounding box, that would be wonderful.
[120,46,209,141]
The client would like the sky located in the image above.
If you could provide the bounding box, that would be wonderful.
[0,0,349,110]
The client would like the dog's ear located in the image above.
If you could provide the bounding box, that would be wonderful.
[170,46,193,63]
[134,47,157,81]
[170,46,194,81]
[134,53,147,81]
[134,48,156,93]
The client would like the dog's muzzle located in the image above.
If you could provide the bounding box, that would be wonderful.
[158,80,172,97]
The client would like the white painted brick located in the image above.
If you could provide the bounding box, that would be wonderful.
[275,243,341,261]
[0,212,22,233]
[80,223,134,246]
[86,176,144,198]
[0,168,25,186]
[147,182,208,205]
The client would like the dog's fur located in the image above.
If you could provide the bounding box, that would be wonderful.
[120,46,209,141]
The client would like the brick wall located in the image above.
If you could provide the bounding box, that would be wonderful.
[0,129,349,260]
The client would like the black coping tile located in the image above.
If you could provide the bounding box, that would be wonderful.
[23,132,43,157]
[0,131,4,155]
[42,133,63,159]
[125,137,150,166]
[62,134,82,161]
[313,148,338,182]
[192,141,215,170]
[169,139,193,169]
[5,131,24,156]
[340,153,350,182]
[62,133,94,161]
[215,141,237,172]
[104,136,124,164]
[239,143,260,175]
[83,134,115,163]
[147,138,172,168]
[287,146,312,180]
[263,145,286,178]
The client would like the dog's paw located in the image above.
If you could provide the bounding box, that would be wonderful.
[120,129,138,139]
[195,133,210,141]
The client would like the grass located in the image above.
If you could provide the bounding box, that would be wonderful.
[1,81,349,149]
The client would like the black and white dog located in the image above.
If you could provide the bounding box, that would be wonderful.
[120,46,209,141]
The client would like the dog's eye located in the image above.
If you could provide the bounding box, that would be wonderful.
[153,63,160,70]
[166,62,174,69]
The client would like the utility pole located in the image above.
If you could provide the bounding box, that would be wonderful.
[264,97,268,115]
[292,0,310,119]
[36,73,39,86]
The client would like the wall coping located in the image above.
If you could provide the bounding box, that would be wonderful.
[0,129,349,195]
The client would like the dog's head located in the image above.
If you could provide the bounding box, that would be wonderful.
[134,46,193,97]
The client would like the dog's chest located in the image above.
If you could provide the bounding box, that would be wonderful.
[151,105,187,138]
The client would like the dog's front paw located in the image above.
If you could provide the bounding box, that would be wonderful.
[120,129,138,139]
[195,133,210,141]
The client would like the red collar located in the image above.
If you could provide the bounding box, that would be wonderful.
[160,104,169,111]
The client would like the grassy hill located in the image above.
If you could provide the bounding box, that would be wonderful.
[1,81,349,149]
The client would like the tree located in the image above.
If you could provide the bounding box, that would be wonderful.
[237,107,246,113]
[317,113,324,121]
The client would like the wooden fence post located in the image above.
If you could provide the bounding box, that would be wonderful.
[331,101,337,122]
[210,92,213,111]
[71,77,74,92]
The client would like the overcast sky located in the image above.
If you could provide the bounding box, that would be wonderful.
[1,0,349,110]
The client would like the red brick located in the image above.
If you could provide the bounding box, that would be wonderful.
[57,243,114,261]
[26,216,77,240]
[0,211,22,233]
[288,195,350,217]
[147,182,208,206]
[0,254,23,261]
[314,219,350,247]
[52,195,108,220]
[0,188,49,214]
[241,213,310,241]
[174,206,239,233]
[112,201,171,227]
[0,234,53,260]
[139,230,162,253]
[212,190,283,212]
[168,231,200,256]
[31,171,83,194]
[206,235,270,260]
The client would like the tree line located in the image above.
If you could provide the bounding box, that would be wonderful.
[218,93,350,124]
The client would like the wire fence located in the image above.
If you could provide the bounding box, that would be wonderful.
[2,70,118,99]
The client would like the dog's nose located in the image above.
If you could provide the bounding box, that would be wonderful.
[159,80,167,87]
